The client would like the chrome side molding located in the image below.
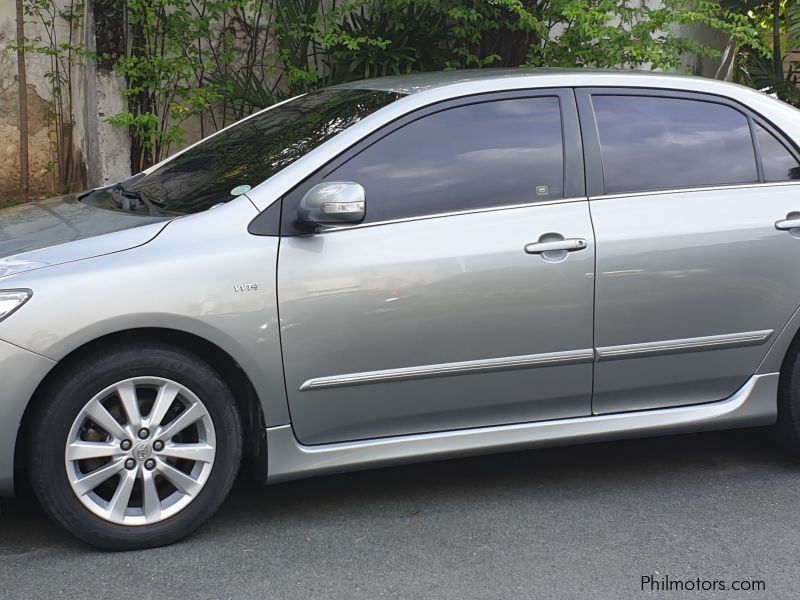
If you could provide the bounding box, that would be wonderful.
[299,348,595,391]
[596,329,773,362]
[300,329,774,391]
[268,373,778,484]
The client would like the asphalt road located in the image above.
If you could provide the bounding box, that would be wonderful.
[1,427,799,599]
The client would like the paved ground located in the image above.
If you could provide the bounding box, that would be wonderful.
[1,427,799,599]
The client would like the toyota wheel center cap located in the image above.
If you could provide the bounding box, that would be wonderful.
[133,442,152,461]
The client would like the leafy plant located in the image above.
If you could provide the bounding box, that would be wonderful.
[18,0,770,178]
[210,0,763,117]
[734,0,800,108]
[109,0,236,172]
[323,0,450,79]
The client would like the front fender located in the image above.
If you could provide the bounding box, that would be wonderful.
[0,197,289,427]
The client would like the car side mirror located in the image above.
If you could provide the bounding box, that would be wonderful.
[298,182,366,226]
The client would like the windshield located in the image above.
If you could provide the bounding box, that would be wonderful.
[81,88,403,215]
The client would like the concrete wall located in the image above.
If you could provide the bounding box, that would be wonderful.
[679,23,735,80]
[0,0,130,199]
[75,5,131,188]
[0,2,58,197]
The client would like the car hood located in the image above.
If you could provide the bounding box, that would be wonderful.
[0,195,173,279]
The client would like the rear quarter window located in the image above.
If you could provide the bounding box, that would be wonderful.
[754,123,800,182]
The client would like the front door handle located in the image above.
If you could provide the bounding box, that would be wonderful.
[524,238,588,254]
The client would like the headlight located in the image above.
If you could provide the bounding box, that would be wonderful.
[0,290,32,322]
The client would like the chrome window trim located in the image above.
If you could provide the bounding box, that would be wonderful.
[315,196,589,233]
[596,330,774,362]
[303,182,800,234]
[588,180,800,202]
[299,348,595,391]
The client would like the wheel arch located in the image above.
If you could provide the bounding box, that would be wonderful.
[15,327,269,487]
[757,304,800,379]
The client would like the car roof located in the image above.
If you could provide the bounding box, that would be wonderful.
[332,67,746,96]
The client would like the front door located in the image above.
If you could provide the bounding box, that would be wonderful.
[578,89,800,414]
[278,90,597,444]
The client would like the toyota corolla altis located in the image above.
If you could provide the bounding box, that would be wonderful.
[3,69,800,550]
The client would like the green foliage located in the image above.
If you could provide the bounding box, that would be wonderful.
[426,0,765,71]
[323,0,451,78]
[18,0,774,175]
[217,0,764,112]
[733,0,800,108]
[111,0,236,171]
[0,195,22,211]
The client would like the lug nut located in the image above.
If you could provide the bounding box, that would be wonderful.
[120,439,132,451]
[124,458,136,470]
[152,440,164,451]
[137,427,150,439]
[144,458,156,470]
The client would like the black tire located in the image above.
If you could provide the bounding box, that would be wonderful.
[27,342,242,551]
[777,338,800,455]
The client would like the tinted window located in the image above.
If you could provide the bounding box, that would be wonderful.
[592,95,758,194]
[82,89,402,215]
[326,97,564,222]
[755,123,800,181]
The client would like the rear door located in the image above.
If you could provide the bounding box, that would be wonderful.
[577,88,800,414]
[277,90,597,444]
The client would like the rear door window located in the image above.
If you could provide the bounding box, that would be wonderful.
[591,95,759,194]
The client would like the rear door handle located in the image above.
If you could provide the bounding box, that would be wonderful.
[524,238,588,254]
[775,217,800,231]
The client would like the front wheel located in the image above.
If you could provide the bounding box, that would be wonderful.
[28,343,242,550]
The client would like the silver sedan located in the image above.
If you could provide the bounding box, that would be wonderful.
[2,69,800,549]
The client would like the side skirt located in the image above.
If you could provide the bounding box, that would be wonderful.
[264,373,778,484]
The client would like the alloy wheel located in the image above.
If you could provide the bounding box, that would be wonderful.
[64,376,216,526]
